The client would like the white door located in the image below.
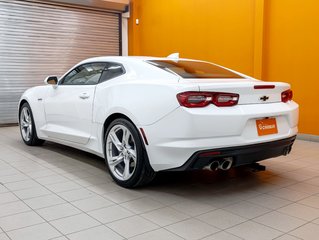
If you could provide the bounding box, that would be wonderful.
[43,62,107,144]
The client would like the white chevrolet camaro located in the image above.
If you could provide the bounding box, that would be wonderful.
[18,56,299,188]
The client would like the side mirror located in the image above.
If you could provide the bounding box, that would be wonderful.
[44,76,58,85]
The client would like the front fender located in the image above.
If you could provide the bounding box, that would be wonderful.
[19,86,48,138]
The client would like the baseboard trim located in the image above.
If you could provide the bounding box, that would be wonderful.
[297,133,319,142]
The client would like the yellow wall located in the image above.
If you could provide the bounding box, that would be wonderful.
[263,0,319,135]
[129,0,257,76]
[128,0,319,135]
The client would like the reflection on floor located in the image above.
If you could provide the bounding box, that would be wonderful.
[0,126,318,240]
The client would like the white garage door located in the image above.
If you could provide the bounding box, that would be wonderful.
[0,0,121,124]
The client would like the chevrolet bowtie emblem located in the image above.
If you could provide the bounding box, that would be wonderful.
[260,96,269,101]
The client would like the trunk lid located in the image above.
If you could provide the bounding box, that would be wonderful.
[180,78,290,105]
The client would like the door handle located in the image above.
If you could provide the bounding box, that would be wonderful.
[79,93,90,99]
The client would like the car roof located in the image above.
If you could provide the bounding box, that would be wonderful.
[78,56,201,65]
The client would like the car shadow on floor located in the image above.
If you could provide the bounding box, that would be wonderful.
[27,141,275,194]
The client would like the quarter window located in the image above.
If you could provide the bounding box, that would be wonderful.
[62,63,106,85]
[99,62,125,83]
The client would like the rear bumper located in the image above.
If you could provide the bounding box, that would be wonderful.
[143,101,298,171]
[166,135,296,171]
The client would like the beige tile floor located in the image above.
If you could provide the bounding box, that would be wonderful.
[0,126,318,240]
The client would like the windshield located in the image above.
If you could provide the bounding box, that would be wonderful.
[147,60,244,79]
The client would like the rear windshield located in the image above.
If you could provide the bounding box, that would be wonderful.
[147,60,243,79]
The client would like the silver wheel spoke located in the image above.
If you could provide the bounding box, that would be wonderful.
[22,121,28,128]
[109,155,124,167]
[122,128,130,145]
[109,132,123,151]
[127,148,137,160]
[123,158,131,179]
[26,126,31,139]
[23,108,29,122]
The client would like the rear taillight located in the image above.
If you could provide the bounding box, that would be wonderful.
[176,92,212,108]
[177,92,239,108]
[281,89,293,102]
[212,93,239,107]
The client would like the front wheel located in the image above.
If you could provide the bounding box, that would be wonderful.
[19,102,45,146]
[104,118,155,188]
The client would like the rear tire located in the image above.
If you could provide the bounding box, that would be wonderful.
[104,118,155,188]
[19,102,45,146]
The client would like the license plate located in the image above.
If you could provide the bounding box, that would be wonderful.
[256,118,278,136]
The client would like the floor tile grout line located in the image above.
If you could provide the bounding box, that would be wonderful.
[191,204,309,237]
[105,185,308,232]
[0,225,13,240]
[198,230,246,240]
[163,221,218,240]
[276,205,319,222]
[268,180,316,197]
[122,225,187,240]
[3,151,98,184]
[1,150,111,232]
[1,134,318,239]
[273,233,303,240]
[7,154,122,203]
[196,213,254,234]
[137,208,193,228]
[243,196,318,232]
[0,154,158,240]
[250,215,312,236]
[284,220,319,238]
[17,167,137,239]
[0,183,70,239]
[18,185,127,238]
[312,217,319,225]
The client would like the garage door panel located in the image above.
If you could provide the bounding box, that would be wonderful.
[0,0,120,124]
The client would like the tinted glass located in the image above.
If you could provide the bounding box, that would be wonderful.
[62,63,106,85]
[147,60,243,79]
[99,62,125,83]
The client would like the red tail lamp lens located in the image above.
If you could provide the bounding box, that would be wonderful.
[177,92,239,108]
[254,85,275,89]
[213,93,239,107]
[176,92,212,108]
[281,89,293,103]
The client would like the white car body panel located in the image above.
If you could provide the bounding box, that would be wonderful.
[19,56,299,172]
[143,101,298,170]
[42,85,95,144]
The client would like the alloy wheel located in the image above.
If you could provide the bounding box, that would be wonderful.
[106,125,137,181]
[20,107,32,142]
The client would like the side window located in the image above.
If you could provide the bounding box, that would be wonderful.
[61,63,106,85]
[99,62,125,83]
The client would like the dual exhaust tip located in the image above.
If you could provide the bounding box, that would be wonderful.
[283,146,292,156]
[207,157,233,171]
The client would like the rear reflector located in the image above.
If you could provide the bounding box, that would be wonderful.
[139,128,149,145]
[177,92,239,108]
[199,151,221,157]
[281,89,293,102]
[254,85,275,89]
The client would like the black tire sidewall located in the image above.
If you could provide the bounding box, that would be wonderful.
[104,118,145,188]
